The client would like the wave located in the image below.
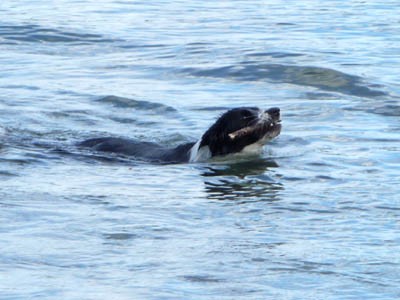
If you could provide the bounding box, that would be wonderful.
[0,24,115,44]
[182,63,387,98]
[369,104,400,117]
[96,95,177,112]
[347,102,400,117]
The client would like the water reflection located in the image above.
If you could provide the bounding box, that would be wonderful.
[201,158,283,202]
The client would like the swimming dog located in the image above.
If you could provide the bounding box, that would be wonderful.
[79,107,281,163]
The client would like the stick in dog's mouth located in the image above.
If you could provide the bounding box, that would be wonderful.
[228,122,266,140]
[228,118,281,140]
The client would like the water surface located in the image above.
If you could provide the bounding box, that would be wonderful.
[1,1,399,299]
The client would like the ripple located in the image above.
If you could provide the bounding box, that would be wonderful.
[0,157,40,166]
[119,43,168,49]
[103,232,138,240]
[191,106,231,111]
[182,63,387,97]
[246,51,304,58]
[305,92,341,100]
[345,102,400,117]
[183,275,224,283]
[375,205,400,211]
[369,104,400,117]
[0,170,18,177]
[275,22,297,26]
[97,95,177,112]
[0,24,115,44]
[0,84,40,91]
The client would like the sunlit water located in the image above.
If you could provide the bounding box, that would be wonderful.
[1,1,399,299]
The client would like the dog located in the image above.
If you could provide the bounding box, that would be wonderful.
[79,107,281,163]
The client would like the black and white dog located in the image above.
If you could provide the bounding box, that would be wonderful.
[79,107,281,163]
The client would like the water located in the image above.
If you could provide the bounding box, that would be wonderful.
[1,1,399,299]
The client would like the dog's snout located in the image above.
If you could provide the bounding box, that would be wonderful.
[266,107,280,119]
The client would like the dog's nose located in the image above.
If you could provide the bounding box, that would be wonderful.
[266,107,280,119]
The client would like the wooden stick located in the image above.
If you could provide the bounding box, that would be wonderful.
[228,122,265,140]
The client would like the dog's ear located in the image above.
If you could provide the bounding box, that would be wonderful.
[203,130,234,156]
[207,133,223,155]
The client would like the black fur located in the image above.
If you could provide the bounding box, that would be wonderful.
[79,138,195,163]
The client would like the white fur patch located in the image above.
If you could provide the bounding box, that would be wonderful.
[189,139,211,163]
[240,133,276,156]
[242,142,265,155]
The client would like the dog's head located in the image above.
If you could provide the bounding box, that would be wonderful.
[190,107,281,162]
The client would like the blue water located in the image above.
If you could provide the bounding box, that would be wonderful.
[1,1,399,299]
